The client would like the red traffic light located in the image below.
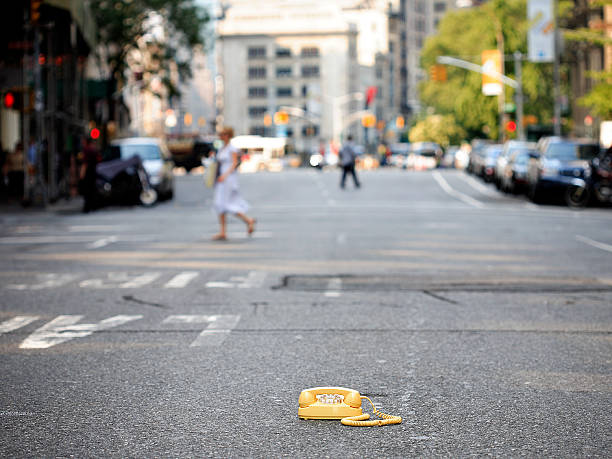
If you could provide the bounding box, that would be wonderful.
[3,92,15,109]
[505,120,517,133]
[90,128,101,140]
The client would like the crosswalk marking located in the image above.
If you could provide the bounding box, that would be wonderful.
[79,272,162,289]
[19,315,142,349]
[0,316,40,334]
[4,271,265,290]
[163,271,200,288]
[6,274,78,290]
[206,271,267,289]
[162,314,241,346]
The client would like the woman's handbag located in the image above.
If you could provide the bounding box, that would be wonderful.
[204,160,218,188]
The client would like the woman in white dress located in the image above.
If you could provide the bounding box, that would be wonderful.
[212,126,256,240]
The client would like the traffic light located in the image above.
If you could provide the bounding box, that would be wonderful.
[361,113,376,128]
[395,116,405,129]
[31,0,42,24]
[274,111,289,125]
[89,127,101,140]
[430,64,447,82]
[2,88,33,112]
[3,91,16,109]
[505,120,517,133]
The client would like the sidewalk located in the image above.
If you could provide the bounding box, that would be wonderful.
[0,196,84,216]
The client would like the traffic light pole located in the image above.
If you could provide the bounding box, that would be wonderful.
[436,55,525,141]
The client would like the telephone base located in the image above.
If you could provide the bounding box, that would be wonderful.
[298,406,363,420]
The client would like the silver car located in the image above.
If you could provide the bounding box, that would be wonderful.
[110,137,174,200]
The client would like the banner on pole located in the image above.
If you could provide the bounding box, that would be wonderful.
[528,0,555,63]
[482,50,502,96]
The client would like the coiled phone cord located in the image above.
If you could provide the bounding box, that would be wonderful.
[340,396,402,427]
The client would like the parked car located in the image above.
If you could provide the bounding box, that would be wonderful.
[481,144,504,182]
[499,148,538,194]
[109,137,174,200]
[467,140,491,176]
[494,140,536,188]
[526,137,600,204]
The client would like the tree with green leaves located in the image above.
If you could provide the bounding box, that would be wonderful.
[562,0,612,119]
[409,115,466,147]
[418,0,556,141]
[89,0,210,116]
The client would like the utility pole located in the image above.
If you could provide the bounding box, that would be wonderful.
[553,0,562,136]
[514,52,525,141]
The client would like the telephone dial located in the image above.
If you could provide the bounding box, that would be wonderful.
[298,387,402,427]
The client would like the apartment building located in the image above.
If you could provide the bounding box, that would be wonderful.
[217,1,361,152]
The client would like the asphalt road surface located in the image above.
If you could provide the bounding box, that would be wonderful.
[1,168,611,457]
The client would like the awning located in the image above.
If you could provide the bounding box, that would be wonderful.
[45,0,97,49]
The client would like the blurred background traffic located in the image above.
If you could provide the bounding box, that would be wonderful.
[0,0,611,209]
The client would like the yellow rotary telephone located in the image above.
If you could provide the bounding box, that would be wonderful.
[298,387,402,427]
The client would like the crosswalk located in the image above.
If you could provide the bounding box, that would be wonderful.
[0,314,241,349]
[3,270,268,291]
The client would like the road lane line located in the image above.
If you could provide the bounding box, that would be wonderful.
[88,236,118,249]
[164,271,199,288]
[457,173,499,197]
[0,316,39,334]
[19,314,142,349]
[576,235,612,253]
[432,171,485,209]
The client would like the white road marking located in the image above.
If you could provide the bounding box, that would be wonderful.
[163,314,241,346]
[87,236,118,249]
[19,315,142,349]
[207,271,266,289]
[163,271,200,288]
[0,316,39,334]
[432,171,485,209]
[457,173,499,196]
[205,281,235,288]
[5,274,78,290]
[576,235,612,253]
[324,277,342,298]
[80,272,161,289]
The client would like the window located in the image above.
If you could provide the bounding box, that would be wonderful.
[301,47,319,57]
[276,67,292,78]
[301,125,319,137]
[434,2,446,12]
[301,65,319,78]
[248,67,266,79]
[250,126,266,136]
[248,106,267,118]
[248,46,266,59]
[248,87,267,98]
[277,87,292,97]
[276,47,291,58]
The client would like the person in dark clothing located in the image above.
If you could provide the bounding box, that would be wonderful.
[79,139,100,213]
[339,135,360,189]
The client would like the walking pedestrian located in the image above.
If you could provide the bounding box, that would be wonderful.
[211,126,256,241]
[339,134,360,189]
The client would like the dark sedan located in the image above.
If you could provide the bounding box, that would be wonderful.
[526,137,600,203]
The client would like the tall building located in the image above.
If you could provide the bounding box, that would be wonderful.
[216,0,397,151]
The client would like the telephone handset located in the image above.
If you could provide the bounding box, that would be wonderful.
[298,387,402,427]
